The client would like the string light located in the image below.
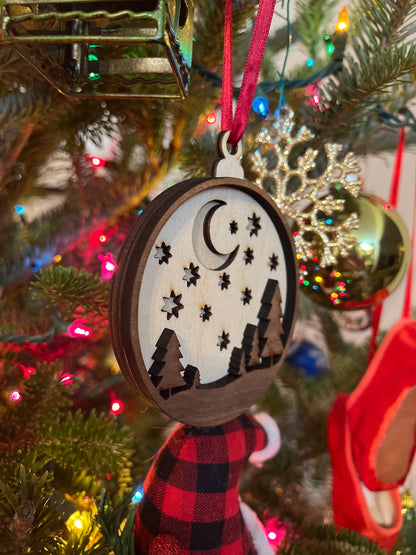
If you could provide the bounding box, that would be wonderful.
[60,373,74,386]
[336,5,349,31]
[67,320,91,338]
[132,485,144,503]
[10,390,22,401]
[265,518,288,546]
[206,113,216,124]
[15,205,25,215]
[252,96,269,118]
[66,511,91,535]
[98,253,117,280]
[111,399,123,415]
[90,156,106,168]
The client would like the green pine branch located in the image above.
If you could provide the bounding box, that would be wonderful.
[295,0,338,60]
[0,466,64,553]
[32,266,109,320]
[279,523,386,554]
[95,489,136,555]
[306,0,416,143]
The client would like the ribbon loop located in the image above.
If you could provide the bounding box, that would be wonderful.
[222,0,277,145]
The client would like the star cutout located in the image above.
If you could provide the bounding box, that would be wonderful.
[269,253,279,271]
[161,290,183,320]
[200,304,212,322]
[229,220,238,234]
[154,242,172,265]
[243,247,254,265]
[246,213,261,237]
[217,331,230,351]
[241,287,252,305]
[183,262,200,287]
[218,272,231,290]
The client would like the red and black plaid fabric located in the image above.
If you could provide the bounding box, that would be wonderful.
[134,413,268,554]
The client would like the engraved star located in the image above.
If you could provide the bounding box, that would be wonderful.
[246,213,261,237]
[183,262,200,287]
[241,287,252,305]
[269,253,279,271]
[243,247,254,265]
[154,242,172,265]
[200,304,212,322]
[229,220,238,234]
[161,290,183,320]
[218,272,231,290]
[217,331,230,351]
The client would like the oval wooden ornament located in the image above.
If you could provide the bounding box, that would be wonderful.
[110,177,298,426]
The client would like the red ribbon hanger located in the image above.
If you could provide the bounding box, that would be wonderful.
[221,0,277,146]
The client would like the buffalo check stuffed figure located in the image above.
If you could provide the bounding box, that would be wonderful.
[134,412,280,554]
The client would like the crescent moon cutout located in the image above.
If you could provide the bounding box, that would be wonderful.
[192,200,239,270]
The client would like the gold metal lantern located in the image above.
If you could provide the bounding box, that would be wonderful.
[0,0,194,98]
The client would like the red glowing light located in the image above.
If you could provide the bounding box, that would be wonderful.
[60,373,74,385]
[68,319,91,338]
[10,390,22,401]
[99,234,108,243]
[111,400,123,414]
[384,204,392,210]
[91,156,106,168]
[98,252,117,280]
[206,113,216,124]
[19,363,35,379]
[265,519,288,546]
[311,94,321,106]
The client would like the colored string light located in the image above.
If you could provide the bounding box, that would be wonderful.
[67,320,91,338]
[98,253,117,280]
[10,390,22,401]
[90,156,106,168]
[206,112,216,124]
[252,96,269,118]
[132,485,144,503]
[336,5,348,31]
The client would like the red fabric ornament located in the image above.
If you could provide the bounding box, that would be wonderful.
[134,413,278,554]
[328,317,416,551]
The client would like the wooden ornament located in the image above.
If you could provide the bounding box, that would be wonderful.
[110,177,298,426]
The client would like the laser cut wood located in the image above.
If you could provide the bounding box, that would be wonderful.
[110,176,298,426]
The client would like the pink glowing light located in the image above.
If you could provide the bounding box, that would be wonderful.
[67,320,91,338]
[265,519,288,546]
[10,390,22,401]
[98,253,117,280]
[60,373,74,386]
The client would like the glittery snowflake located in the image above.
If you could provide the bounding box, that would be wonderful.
[250,108,362,267]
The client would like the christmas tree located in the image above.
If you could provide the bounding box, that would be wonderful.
[1,0,416,552]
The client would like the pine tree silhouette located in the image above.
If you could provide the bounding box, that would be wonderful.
[148,328,187,397]
[260,281,284,360]
[183,364,201,388]
[247,327,262,368]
